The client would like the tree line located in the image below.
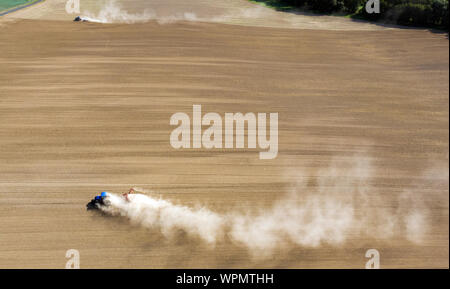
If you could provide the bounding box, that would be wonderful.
[256,0,449,30]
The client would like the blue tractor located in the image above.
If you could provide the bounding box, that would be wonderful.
[86,192,107,210]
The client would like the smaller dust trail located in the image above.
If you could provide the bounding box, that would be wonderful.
[81,0,269,24]
[101,192,225,244]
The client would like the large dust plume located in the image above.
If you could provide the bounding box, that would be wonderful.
[98,156,443,258]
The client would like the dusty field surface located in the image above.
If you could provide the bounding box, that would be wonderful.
[0,0,448,269]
